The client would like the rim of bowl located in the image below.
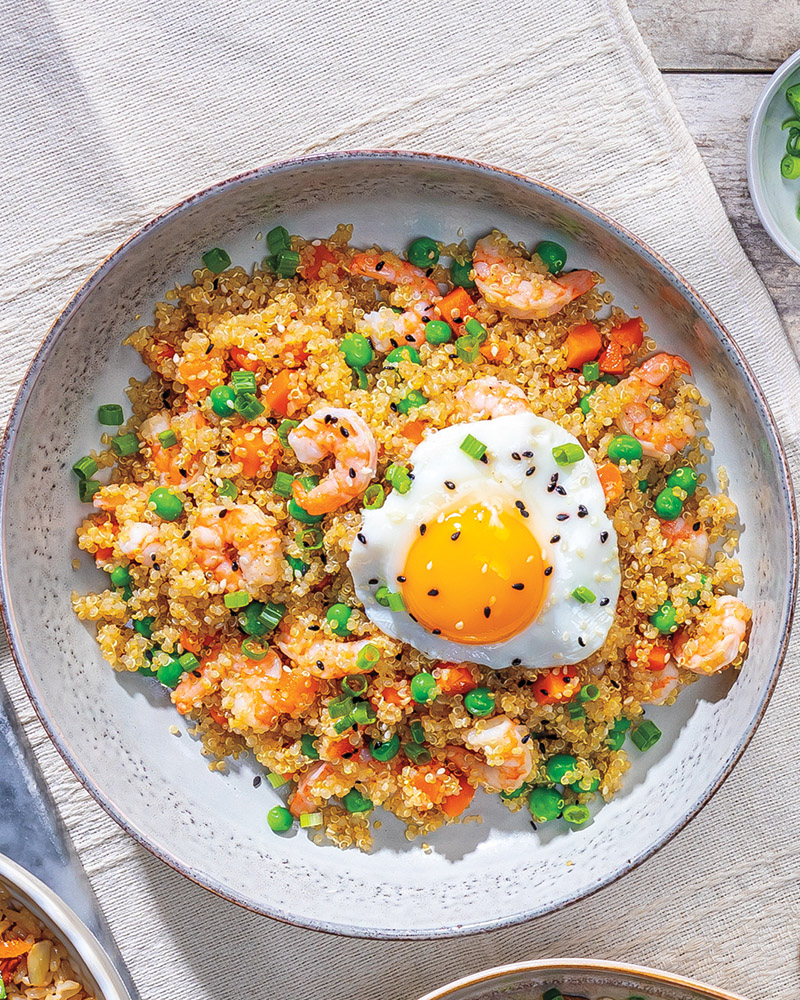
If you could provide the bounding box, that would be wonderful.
[0,854,133,1000]
[746,46,800,266]
[415,958,749,1000]
[0,149,796,939]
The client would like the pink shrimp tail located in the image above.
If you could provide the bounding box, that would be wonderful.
[555,269,596,298]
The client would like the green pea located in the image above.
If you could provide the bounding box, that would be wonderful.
[326,603,352,637]
[650,600,678,634]
[500,783,530,800]
[688,573,710,606]
[528,786,564,822]
[573,775,600,794]
[407,237,439,268]
[156,655,183,688]
[607,434,644,464]
[342,789,373,813]
[534,240,567,274]
[397,390,428,415]
[340,332,374,369]
[109,566,131,589]
[237,601,269,636]
[370,733,401,761]
[544,753,578,785]
[464,687,495,717]
[667,466,698,497]
[133,617,155,638]
[424,320,452,345]
[385,346,421,367]
[410,671,439,704]
[579,390,594,415]
[209,385,236,417]
[300,733,320,759]
[654,487,683,521]
[267,805,294,833]
[148,487,183,522]
[449,258,475,288]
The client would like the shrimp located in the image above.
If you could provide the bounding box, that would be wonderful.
[276,621,399,678]
[230,425,281,479]
[191,504,282,592]
[472,231,595,320]
[446,715,533,793]
[661,515,709,563]
[350,251,440,352]
[220,649,319,734]
[673,595,751,675]
[117,521,163,567]
[288,407,378,515]
[140,408,206,488]
[640,661,680,705]
[618,353,695,458]
[173,655,221,716]
[454,376,530,420]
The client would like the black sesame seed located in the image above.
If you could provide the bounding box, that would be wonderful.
[421,315,430,324]
[445,480,455,490]
[389,338,398,349]
[544,566,553,576]
[599,598,610,606]
[600,530,609,543]
[375,260,385,271]
[218,509,227,518]
[556,485,567,496]
[484,606,491,618]
[526,466,536,476]
[453,314,463,324]
[357,532,366,544]
[308,625,320,631]
[512,583,525,590]
[217,450,229,456]
[205,343,214,354]
[340,427,350,438]
[348,468,356,479]
[693,521,701,531]
[409,613,418,623]
[390,403,398,412]
[550,534,560,543]
[432,628,441,635]
[179,468,188,478]
[512,657,522,666]
[451,530,461,540]
[428,588,439,596]
[511,452,521,461]
[515,500,526,510]
[419,524,427,536]
[152,563,160,571]
[405,334,416,343]
[329,416,338,424]
[520,509,530,518]
[578,636,586,647]
[550,472,559,482]
[369,578,378,585]
[577,505,588,517]
[316,660,324,669]
[425,267,434,277]
[253,776,262,788]
[480,454,489,464]
[408,472,415,480]
[557,513,569,521]
[182,530,190,539]
[231,561,239,571]
[342,751,355,759]
[522,451,533,458]
[397,575,406,583]
[324,414,333,424]
[547,482,556,493]
[521,734,531,743]
[193,670,202,678]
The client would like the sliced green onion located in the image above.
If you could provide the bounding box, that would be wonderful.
[375,586,391,608]
[782,118,800,130]
[133,617,155,638]
[356,643,381,671]
[342,789,373,813]
[233,392,265,421]
[563,802,591,826]
[567,703,586,720]
[111,432,140,457]
[781,154,800,179]
[295,527,324,551]
[257,601,286,632]
[218,478,238,500]
[632,719,662,751]
[403,743,432,764]
[98,404,124,425]
[273,470,295,498]
[571,586,596,604]
[78,479,101,502]
[72,456,98,480]
[577,683,600,702]
[463,317,488,342]
[267,225,291,255]
[409,720,426,744]
[241,637,269,661]
[301,733,320,759]
[542,988,565,1000]
[178,651,199,672]
[582,361,600,381]
[271,249,300,277]
[385,463,412,494]
[351,701,377,725]
[333,714,355,734]
[157,429,178,449]
[267,771,288,789]
[370,734,401,761]
[354,369,369,390]
[455,334,480,362]
[277,418,299,448]
[297,474,320,491]
[459,434,487,461]
[287,555,310,576]
[224,590,251,609]
[299,812,323,828]
[230,370,257,395]
[202,248,231,273]
[342,674,368,697]
[329,695,354,720]
[552,443,585,466]
[386,591,406,613]
[363,483,385,509]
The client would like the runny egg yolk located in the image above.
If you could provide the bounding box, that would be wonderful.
[400,501,547,644]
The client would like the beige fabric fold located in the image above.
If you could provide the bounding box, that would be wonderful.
[2,1,798,998]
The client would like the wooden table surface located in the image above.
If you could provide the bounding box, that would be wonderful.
[630,0,800,339]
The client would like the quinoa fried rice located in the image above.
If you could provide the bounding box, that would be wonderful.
[72,225,751,851]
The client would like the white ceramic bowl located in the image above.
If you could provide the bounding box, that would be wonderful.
[417,960,747,1000]
[0,855,132,1000]
[0,151,795,938]
[747,47,800,264]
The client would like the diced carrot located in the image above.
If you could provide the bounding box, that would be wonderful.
[647,645,671,671]
[208,706,228,729]
[597,462,624,505]
[564,321,602,369]
[377,683,410,707]
[326,737,356,760]
[442,772,476,817]
[480,340,511,363]
[177,351,226,400]
[598,317,644,374]
[433,663,477,695]
[401,419,426,444]
[179,629,204,654]
[0,941,32,959]
[231,427,273,477]
[94,547,114,563]
[229,346,261,372]
[411,766,449,803]
[302,244,340,282]
[434,287,477,334]
[263,369,293,417]
[0,956,23,980]
[533,666,580,706]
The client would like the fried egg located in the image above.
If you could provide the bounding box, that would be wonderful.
[348,413,620,670]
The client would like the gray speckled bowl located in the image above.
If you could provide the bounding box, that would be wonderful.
[417,959,747,1000]
[0,855,132,1000]
[0,151,795,938]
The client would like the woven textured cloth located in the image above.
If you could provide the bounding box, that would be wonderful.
[2,2,799,998]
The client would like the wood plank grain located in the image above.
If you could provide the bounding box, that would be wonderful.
[630,0,798,72]
[665,72,800,342]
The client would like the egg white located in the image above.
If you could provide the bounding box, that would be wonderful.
[348,413,621,670]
